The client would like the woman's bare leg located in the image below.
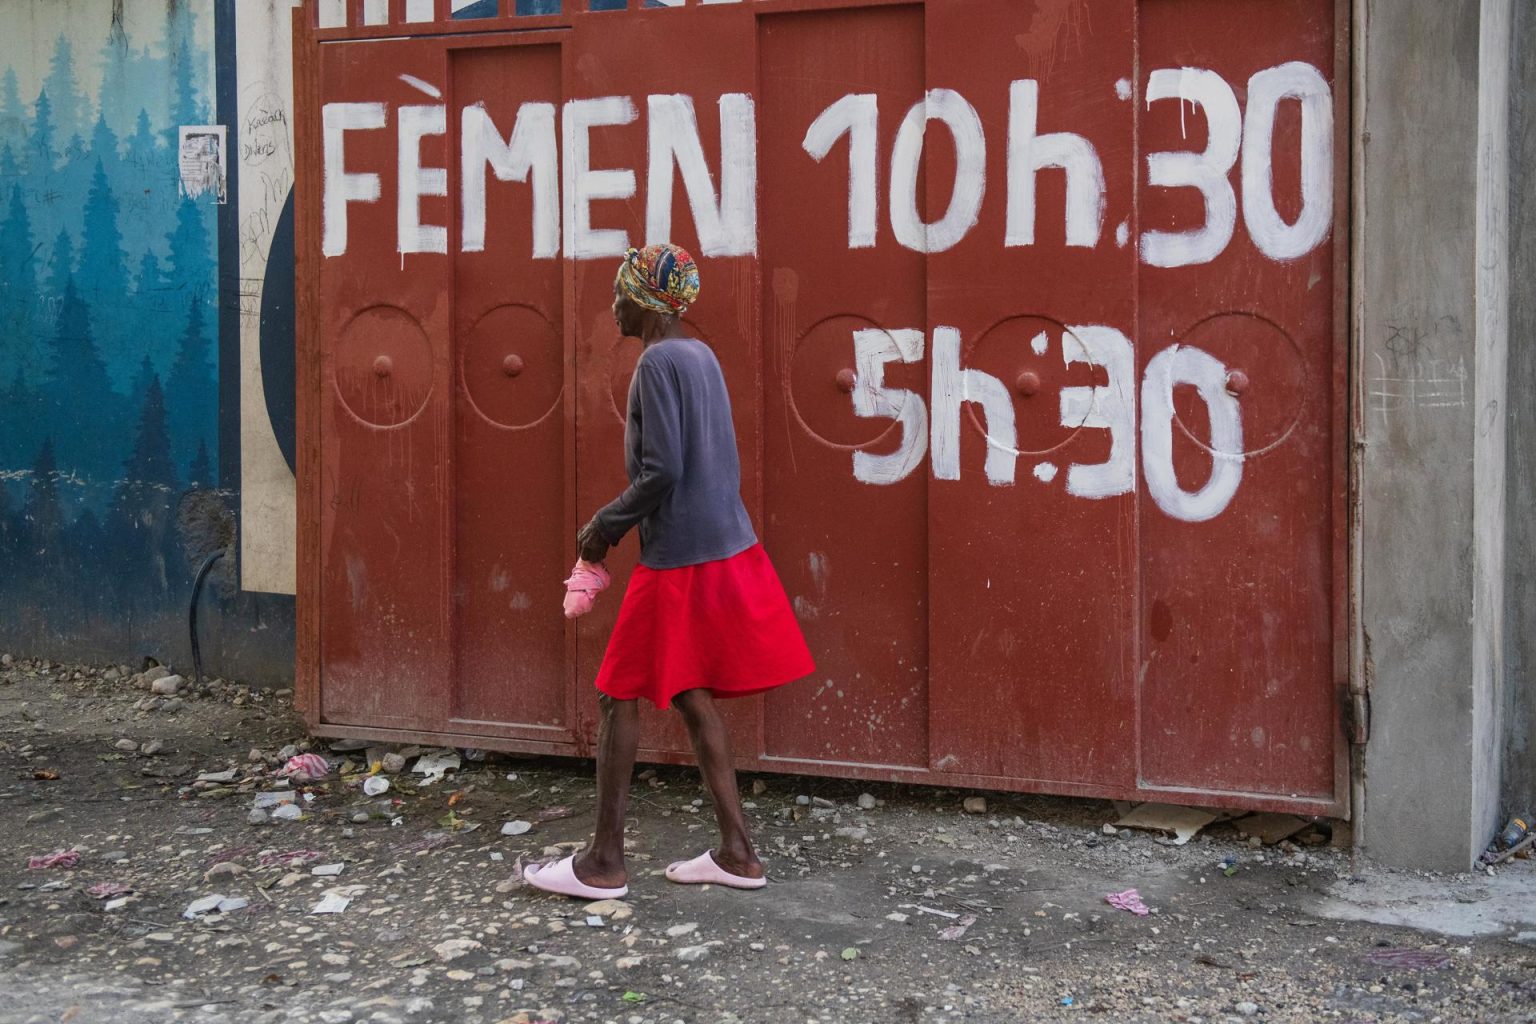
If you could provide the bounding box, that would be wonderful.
[673,688,763,878]
[573,694,637,888]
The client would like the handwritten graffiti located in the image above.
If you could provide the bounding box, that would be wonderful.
[847,326,1244,523]
[321,61,1331,265]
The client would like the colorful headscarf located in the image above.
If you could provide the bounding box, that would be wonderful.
[615,243,700,315]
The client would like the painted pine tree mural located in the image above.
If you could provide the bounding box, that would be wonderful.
[0,2,220,616]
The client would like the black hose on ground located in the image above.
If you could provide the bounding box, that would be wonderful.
[189,549,225,688]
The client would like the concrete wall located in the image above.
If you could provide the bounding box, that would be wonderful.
[1502,0,1536,822]
[1358,0,1513,871]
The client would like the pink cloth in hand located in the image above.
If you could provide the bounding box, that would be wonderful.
[563,559,611,619]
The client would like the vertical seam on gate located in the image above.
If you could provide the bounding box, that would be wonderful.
[561,32,584,753]
[1130,0,1144,793]
[752,6,768,763]
[920,0,936,773]
[446,39,462,732]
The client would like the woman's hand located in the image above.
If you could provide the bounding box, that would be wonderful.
[576,518,610,564]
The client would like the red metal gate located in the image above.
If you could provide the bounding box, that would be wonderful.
[295,0,1349,815]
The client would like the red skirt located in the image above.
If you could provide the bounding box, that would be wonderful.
[594,543,815,710]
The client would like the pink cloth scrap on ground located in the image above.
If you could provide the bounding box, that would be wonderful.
[28,849,79,870]
[282,753,329,781]
[1106,889,1151,916]
[563,560,611,619]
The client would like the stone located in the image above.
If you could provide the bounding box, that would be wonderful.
[114,739,139,752]
[318,1011,354,1023]
[248,810,270,826]
[665,923,697,938]
[0,654,12,668]
[205,862,246,881]
[583,899,633,920]
[249,748,266,763]
[1235,1002,1259,1016]
[675,945,711,963]
[382,753,408,774]
[857,793,877,810]
[963,796,988,814]
[140,739,164,756]
[141,665,171,685]
[434,939,484,962]
[162,698,185,713]
[151,675,183,696]
[26,808,62,825]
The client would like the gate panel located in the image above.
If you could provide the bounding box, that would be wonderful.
[317,38,453,729]
[1135,0,1343,799]
[449,42,573,740]
[758,5,931,769]
[924,0,1138,786]
[567,9,763,757]
[297,0,1350,815]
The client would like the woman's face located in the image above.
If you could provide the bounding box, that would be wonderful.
[612,289,647,339]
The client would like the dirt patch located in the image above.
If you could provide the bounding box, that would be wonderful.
[1,656,1533,1023]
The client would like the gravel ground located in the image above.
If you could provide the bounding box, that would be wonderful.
[1,655,1534,1024]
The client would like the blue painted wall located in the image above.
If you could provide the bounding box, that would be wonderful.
[0,2,292,682]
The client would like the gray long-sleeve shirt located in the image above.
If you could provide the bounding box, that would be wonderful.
[592,338,757,570]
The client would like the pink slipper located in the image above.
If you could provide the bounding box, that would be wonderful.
[562,560,611,619]
[522,854,628,900]
[664,851,767,890]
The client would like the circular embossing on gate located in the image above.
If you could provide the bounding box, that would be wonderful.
[962,315,1096,458]
[331,305,432,429]
[1168,311,1308,458]
[460,304,563,431]
[786,314,909,450]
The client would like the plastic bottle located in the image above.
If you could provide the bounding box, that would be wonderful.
[1501,816,1529,848]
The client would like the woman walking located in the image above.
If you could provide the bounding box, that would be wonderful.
[524,243,814,900]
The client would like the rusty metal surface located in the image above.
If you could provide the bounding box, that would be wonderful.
[296,0,1350,814]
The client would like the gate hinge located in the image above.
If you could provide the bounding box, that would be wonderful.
[1346,689,1371,747]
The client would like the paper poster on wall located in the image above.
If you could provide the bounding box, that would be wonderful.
[178,125,228,203]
